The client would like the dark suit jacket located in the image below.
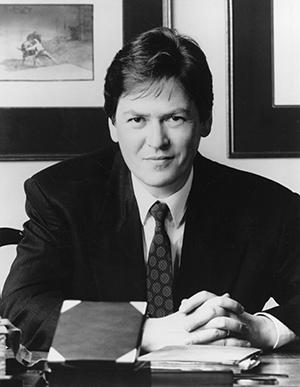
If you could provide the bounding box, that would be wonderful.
[1,146,300,350]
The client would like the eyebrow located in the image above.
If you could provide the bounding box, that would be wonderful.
[122,108,192,116]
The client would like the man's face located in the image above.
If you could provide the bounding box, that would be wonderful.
[109,78,211,198]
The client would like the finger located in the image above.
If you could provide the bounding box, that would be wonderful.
[184,304,228,332]
[227,311,239,319]
[186,328,228,345]
[184,295,244,332]
[211,338,251,347]
[203,316,247,335]
[206,295,244,315]
[0,318,10,326]
[179,291,218,313]
[179,290,224,313]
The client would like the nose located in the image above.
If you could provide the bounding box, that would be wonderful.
[146,121,170,149]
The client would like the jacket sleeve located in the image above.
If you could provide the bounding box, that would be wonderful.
[266,192,300,338]
[0,177,72,351]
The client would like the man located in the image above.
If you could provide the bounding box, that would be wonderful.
[1,27,299,351]
[20,31,57,66]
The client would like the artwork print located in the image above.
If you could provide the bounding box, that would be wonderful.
[0,4,94,81]
[0,0,160,159]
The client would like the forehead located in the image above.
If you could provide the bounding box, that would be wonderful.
[118,78,192,110]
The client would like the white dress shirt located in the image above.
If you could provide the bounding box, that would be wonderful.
[131,169,193,269]
[131,171,296,348]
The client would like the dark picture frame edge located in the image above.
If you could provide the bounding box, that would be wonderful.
[228,0,300,158]
[0,0,163,161]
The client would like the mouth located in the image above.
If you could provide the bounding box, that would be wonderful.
[144,156,174,161]
[143,156,174,168]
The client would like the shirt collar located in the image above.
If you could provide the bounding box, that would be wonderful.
[131,169,193,228]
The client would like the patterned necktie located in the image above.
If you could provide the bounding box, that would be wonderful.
[146,201,174,317]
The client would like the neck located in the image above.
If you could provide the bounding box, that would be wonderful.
[137,171,193,199]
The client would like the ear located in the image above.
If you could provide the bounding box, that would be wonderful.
[200,113,212,138]
[108,119,118,143]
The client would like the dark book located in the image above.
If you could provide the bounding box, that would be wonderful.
[47,301,147,367]
[47,364,151,387]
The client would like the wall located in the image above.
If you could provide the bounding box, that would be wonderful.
[174,0,300,193]
[1,0,300,289]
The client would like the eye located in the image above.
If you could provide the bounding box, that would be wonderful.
[128,116,146,128]
[166,115,186,127]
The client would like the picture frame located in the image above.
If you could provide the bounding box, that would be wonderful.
[0,0,163,160]
[228,0,300,158]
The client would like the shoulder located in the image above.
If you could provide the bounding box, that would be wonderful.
[35,145,116,180]
[195,154,299,204]
[25,145,120,197]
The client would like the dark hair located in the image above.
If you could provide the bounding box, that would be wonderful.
[104,27,213,123]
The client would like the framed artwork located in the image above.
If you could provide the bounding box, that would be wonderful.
[0,0,163,160]
[228,0,300,158]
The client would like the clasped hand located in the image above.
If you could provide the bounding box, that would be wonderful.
[142,291,277,352]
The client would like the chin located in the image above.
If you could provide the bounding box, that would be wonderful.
[140,175,180,190]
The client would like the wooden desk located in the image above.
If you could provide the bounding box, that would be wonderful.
[5,344,300,387]
[254,348,300,386]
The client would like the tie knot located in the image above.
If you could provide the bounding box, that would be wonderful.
[150,201,169,224]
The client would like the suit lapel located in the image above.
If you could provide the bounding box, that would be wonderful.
[174,154,243,307]
[88,151,146,300]
[174,153,213,305]
[113,157,147,296]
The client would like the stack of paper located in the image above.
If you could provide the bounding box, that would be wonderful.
[139,345,261,372]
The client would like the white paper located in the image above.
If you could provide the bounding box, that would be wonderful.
[273,0,300,105]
